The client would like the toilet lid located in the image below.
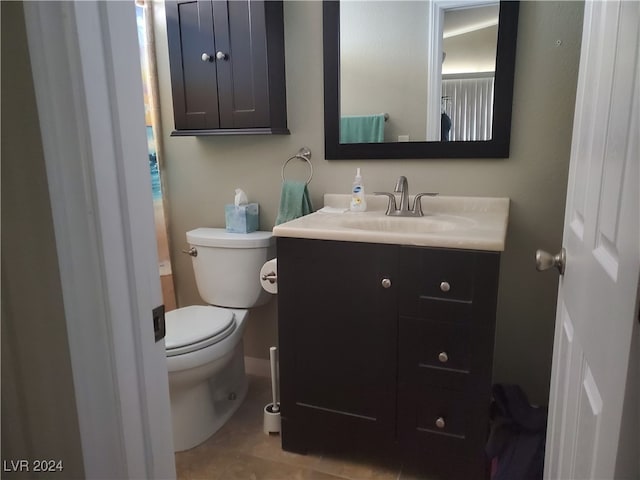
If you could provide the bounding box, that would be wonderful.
[165,305,235,356]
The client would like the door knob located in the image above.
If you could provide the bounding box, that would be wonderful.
[216,51,229,61]
[536,248,566,275]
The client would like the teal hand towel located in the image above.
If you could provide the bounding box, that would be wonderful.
[340,114,385,143]
[275,180,313,225]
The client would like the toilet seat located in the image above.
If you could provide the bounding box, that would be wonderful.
[165,305,236,357]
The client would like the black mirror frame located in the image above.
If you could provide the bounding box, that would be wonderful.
[323,1,519,159]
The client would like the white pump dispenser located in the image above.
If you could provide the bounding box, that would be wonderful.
[350,168,367,212]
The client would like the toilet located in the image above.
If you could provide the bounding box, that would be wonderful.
[165,228,275,452]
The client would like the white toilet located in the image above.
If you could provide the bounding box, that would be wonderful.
[165,228,275,452]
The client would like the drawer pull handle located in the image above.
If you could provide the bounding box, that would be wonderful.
[438,352,449,363]
[440,281,450,292]
[381,278,392,289]
[435,417,446,429]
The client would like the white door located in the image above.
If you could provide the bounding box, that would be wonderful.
[23,1,176,478]
[543,1,639,479]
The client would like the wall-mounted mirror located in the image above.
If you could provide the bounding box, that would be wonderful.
[323,1,519,159]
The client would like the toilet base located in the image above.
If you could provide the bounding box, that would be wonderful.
[170,343,248,452]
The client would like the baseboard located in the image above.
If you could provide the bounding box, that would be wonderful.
[244,356,271,377]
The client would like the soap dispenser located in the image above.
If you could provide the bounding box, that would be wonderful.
[350,168,367,212]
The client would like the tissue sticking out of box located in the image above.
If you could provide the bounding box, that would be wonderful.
[235,188,248,206]
[226,188,259,233]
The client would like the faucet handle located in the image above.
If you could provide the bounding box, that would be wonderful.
[374,192,397,215]
[412,193,438,216]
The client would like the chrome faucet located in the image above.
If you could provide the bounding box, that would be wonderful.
[395,176,410,213]
[375,176,438,217]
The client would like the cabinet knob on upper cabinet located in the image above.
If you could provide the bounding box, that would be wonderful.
[440,281,450,292]
[216,51,229,61]
[201,53,213,62]
[435,417,446,429]
[381,278,392,289]
[438,352,449,363]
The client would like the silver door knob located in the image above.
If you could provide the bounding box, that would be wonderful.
[201,53,213,62]
[216,51,229,61]
[536,248,566,275]
[381,278,392,289]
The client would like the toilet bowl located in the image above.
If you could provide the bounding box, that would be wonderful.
[165,228,275,452]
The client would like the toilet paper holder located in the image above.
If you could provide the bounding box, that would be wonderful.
[261,272,277,284]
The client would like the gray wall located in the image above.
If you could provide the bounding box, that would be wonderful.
[1,2,84,477]
[153,1,584,405]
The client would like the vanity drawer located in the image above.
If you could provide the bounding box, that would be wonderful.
[398,384,490,458]
[399,246,500,326]
[412,318,471,374]
[415,387,468,440]
[400,247,476,301]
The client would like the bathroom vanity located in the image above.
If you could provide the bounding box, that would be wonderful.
[273,195,509,479]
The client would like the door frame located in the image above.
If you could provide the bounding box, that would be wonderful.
[23,2,175,478]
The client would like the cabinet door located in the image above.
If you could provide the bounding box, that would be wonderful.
[166,1,220,130]
[277,238,398,454]
[213,0,271,128]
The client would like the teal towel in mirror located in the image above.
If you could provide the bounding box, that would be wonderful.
[340,114,385,143]
[275,180,313,226]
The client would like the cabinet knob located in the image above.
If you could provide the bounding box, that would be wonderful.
[440,281,450,292]
[438,352,449,363]
[201,53,213,62]
[381,278,392,289]
[216,51,229,61]
[435,417,446,429]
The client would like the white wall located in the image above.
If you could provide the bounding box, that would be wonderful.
[340,1,429,142]
[153,1,585,405]
[443,25,498,74]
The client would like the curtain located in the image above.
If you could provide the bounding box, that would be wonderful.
[442,74,495,141]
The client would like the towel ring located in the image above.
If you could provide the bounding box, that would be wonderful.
[281,147,313,185]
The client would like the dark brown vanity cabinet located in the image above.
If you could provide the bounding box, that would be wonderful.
[277,238,501,479]
[276,238,399,453]
[166,1,288,135]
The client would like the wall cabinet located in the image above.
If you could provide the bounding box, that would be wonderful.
[277,238,501,479]
[166,0,288,135]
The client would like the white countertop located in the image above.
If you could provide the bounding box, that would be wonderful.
[272,194,510,252]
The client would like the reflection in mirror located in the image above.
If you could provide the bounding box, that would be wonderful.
[442,3,499,141]
[339,1,499,144]
[323,0,519,159]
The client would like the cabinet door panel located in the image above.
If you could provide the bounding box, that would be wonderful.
[277,238,398,452]
[213,0,270,128]
[166,1,220,130]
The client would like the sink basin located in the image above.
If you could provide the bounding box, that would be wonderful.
[336,214,477,234]
[272,194,510,251]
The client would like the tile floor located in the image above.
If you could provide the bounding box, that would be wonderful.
[175,376,435,480]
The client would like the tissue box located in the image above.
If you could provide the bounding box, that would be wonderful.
[225,203,259,233]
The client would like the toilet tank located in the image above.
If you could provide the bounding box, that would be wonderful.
[186,228,275,308]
